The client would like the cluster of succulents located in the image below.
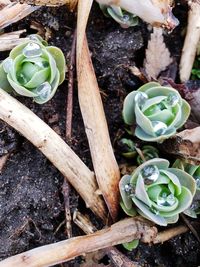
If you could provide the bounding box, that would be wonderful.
[119,81,199,230]
[99,4,138,28]
[0,35,66,104]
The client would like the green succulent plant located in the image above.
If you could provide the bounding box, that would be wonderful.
[0,35,66,104]
[173,159,200,218]
[119,138,159,164]
[99,4,138,27]
[122,82,191,142]
[119,158,196,226]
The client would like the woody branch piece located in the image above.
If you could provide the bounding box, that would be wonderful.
[77,36,120,221]
[14,0,69,6]
[0,2,39,29]
[0,30,29,52]
[73,210,189,245]
[0,88,107,221]
[0,217,157,267]
[179,2,200,82]
[73,210,141,267]
[162,127,200,164]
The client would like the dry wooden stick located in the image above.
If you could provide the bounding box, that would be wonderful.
[0,88,107,221]
[66,28,77,140]
[62,180,72,239]
[153,225,188,244]
[0,218,157,267]
[15,0,67,6]
[77,36,120,221]
[0,30,29,51]
[0,2,39,29]
[66,0,78,11]
[73,210,189,246]
[179,2,200,82]
[73,210,141,267]
[0,154,9,173]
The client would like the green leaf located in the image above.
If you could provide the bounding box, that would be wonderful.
[0,64,13,92]
[46,46,66,84]
[122,239,139,251]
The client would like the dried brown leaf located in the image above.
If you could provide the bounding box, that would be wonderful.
[144,27,172,80]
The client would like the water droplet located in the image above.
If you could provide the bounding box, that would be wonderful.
[157,193,176,207]
[134,92,148,108]
[190,201,200,211]
[29,35,40,42]
[141,165,159,185]
[123,183,135,196]
[152,121,168,136]
[3,58,13,73]
[17,73,28,85]
[196,178,200,188]
[122,14,130,22]
[23,42,42,58]
[34,82,51,100]
[166,93,179,107]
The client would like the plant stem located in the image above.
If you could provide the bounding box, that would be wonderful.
[66,28,77,141]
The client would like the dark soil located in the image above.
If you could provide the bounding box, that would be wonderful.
[0,1,200,267]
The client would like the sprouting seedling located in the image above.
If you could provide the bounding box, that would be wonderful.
[96,0,179,30]
[119,138,159,163]
[122,82,191,142]
[119,158,196,226]
[0,35,66,104]
[99,4,138,28]
[173,159,200,218]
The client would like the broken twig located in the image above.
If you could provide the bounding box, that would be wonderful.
[0,217,157,267]
[62,180,72,239]
[0,30,28,51]
[179,2,200,82]
[73,210,141,267]
[66,28,77,140]
[77,36,120,221]
[0,88,107,221]
[0,3,39,29]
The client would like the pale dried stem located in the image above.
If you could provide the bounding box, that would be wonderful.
[0,89,107,221]
[74,210,189,245]
[153,225,188,244]
[0,154,9,173]
[14,0,67,6]
[73,210,141,267]
[0,218,157,267]
[0,30,28,51]
[0,3,39,29]
[77,0,120,220]
[179,2,200,82]
[77,36,120,221]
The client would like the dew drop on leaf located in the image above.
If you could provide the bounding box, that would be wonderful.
[23,42,42,58]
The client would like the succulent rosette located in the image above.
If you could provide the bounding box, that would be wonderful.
[0,35,66,104]
[123,82,191,142]
[173,159,200,218]
[119,158,196,226]
[99,4,138,27]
